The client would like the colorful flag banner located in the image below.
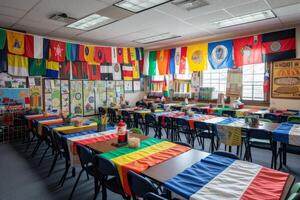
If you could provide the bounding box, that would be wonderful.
[24,35,34,58]
[112,63,122,80]
[122,64,133,80]
[143,51,149,76]
[157,49,170,75]
[7,31,25,55]
[43,38,49,59]
[169,48,176,75]
[273,123,300,146]
[0,28,6,50]
[29,58,46,76]
[66,43,78,61]
[71,61,85,79]
[187,43,208,72]
[262,29,296,62]
[46,60,59,78]
[132,61,140,79]
[149,51,157,76]
[49,40,66,62]
[100,64,113,80]
[7,54,28,76]
[87,64,101,80]
[117,47,123,64]
[0,47,8,72]
[179,47,187,74]
[60,61,71,79]
[208,40,233,69]
[233,35,262,67]
[83,45,96,64]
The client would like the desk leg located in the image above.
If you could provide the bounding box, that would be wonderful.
[283,143,287,166]
[167,190,172,200]
[273,141,277,169]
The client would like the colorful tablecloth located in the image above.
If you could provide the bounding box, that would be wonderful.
[62,127,117,167]
[53,122,97,132]
[100,138,191,195]
[235,108,260,118]
[272,123,300,146]
[37,118,63,136]
[25,113,58,129]
[216,118,244,146]
[179,114,217,129]
[134,109,164,118]
[164,154,289,200]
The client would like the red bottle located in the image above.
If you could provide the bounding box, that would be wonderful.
[117,120,127,144]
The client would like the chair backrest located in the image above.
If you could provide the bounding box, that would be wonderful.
[222,110,236,118]
[213,150,239,160]
[133,112,144,123]
[173,141,192,148]
[175,118,189,128]
[248,129,271,140]
[107,108,117,123]
[127,170,157,198]
[288,116,300,124]
[145,114,157,126]
[194,121,210,132]
[264,113,281,123]
[191,107,202,114]
[144,192,167,200]
[95,155,119,177]
[55,132,70,160]
[98,107,106,116]
[77,144,94,169]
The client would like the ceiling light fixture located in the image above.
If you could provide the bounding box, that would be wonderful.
[114,0,172,13]
[172,0,209,11]
[134,33,181,44]
[215,10,276,28]
[66,13,114,30]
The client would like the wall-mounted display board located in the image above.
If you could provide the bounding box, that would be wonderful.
[61,80,70,114]
[29,77,42,109]
[44,79,60,112]
[0,88,29,108]
[107,81,116,105]
[133,81,141,92]
[0,73,27,88]
[70,80,83,115]
[115,81,124,103]
[95,81,106,111]
[226,68,242,97]
[271,59,300,99]
[124,81,133,93]
[83,81,96,116]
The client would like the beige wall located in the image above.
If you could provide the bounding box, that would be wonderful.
[269,25,300,110]
[125,91,145,106]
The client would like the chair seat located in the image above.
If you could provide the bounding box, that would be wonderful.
[196,130,211,138]
[285,144,300,155]
[249,139,272,149]
[86,165,96,176]
[106,177,124,195]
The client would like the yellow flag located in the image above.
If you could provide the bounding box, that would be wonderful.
[84,45,97,64]
[7,31,25,55]
[132,61,140,79]
[129,48,137,61]
[187,43,208,72]
[123,48,129,64]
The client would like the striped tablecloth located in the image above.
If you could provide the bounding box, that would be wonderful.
[272,123,300,146]
[25,113,58,129]
[99,138,191,195]
[52,122,97,132]
[164,154,289,200]
[37,118,63,136]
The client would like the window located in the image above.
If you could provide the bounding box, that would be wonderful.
[242,63,265,101]
[202,68,228,93]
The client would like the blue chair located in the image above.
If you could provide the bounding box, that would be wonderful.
[121,110,134,129]
[145,114,160,138]
[157,116,172,140]
[69,144,96,199]
[144,193,168,200]
[94,155,129,200]
[194,121,215,152]
[213,150,240,159]
[175,118,191,145]
[133,112,145,131]
[264,113,281,123]
[127,170,159,200]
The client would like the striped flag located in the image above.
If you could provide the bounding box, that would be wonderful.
[143,51,149,76]
[7,53,28,76]
[122,64,133,80]
[46,60,59,78]
[273,123,300,146]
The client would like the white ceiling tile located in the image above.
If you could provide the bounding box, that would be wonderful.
[273,3,300,16]
[0,0,40,10]
[0,14,19,28]
[226,0,271,16]
[0,6,27,18]
[48,27,85,38]
[266,0,300,8]
[11,24,50,35]
[14,18,65,34]
[185,10,232,26]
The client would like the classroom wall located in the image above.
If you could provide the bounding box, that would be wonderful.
[269,24,300,110]
[125,91,145,106]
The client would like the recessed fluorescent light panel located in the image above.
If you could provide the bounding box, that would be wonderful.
[114,0,172,13]
[67,14,114,30]
[215,10,276,28]
[134,33,180,44]
[172,0,209,11]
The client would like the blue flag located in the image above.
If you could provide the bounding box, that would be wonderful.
[70,43,78,61]
[43,38,49,59]
[169,48,176,75]
[208,40,233,69]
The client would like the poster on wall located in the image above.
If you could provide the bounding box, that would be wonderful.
[95,81,106,112]
[83,81,95,116]
[271,59,300,99]
[0,88,29,108]
[29,77,42,109]
[133,81,140,92]
[124,81,133,93]
[51,80,61,112]
[61,80,69,114]
[226,68,242,97]
[70,80,83,115]
[107,81,116,105]
[115,81,124,103]
[0,73,27,88]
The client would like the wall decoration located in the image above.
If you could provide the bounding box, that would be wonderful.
[271,59,300,99]
[61,80,69,114]
[133,81,140,92]
[107,81,116,105]
[83,81,95,116]
[124,81,133,93]
[70,80,83,115]
[0,73,27,88]
[50,80,61,112]
[95,81,106,111]
[29,77,42,109]
[226,68,242,97]
[115,81,124,103]
[0,88,29,106]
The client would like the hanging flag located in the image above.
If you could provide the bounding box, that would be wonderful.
[143,51,149,76]
[87,64,101,80]
[43,38,49,59]
[0,47,8,72]
[29,58,46,76]
[112,47,117,63]
[100,64,113,80]
[0,28,6,50]
[122,64,133,80]
[117,47,123,64]
[83,45,96,64]
[179,47,188,74]
[233,35,262,67]
[112,63,122,80]
[94,46,105,64]
[33,35,43,59]
[262,29,296,62]
[59,61,71,79]
[174,48,181,74]
[163,76,169,97]
[83,62,89,79]
[132,61,140,79]
[157,49,170,75]
[24,35,34,58]
[104,47,112,64]
[169,48,176,75]
[123,48,131,64]
[7,31,25,55]
[49,39,65,62]
[66,43,78,61]
[208,40,233,69]
[7,54,28,76]
[71,61,85,79]
[136,48,144,73]
[130,47,137,63]
[46,60,59,78]
[263,67,270,94]
[187,43,208,72]
[78,44,85,61]
[149,51,157,76]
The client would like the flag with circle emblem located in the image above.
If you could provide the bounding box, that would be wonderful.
[157,49,170,75]
[208,40,233,69]
[187,43,208,72]
[49,40,66,62]
[7,31,25,55]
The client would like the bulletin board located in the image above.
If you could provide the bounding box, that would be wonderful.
[44,79,61,112]
[61,80,70,114]
[29,77,42,109]
[83,80,96,116]
[70,80,83,115]
[95,81,107,110]
[271,59,300,99]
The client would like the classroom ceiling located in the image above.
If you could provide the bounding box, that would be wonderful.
[0,0,300,49]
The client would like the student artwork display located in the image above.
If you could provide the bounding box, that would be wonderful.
[271,59,300,99]
[70,80,83,115]
[29,77,42,109]
[0,73,27,88]
[226,68,243,97]
[115,81,124,103]
[0,88,29,107]
[95,81,106,109]
[61,80,69,114]
[133,81,140,92]
[124,81,133,93]
[83,81,95,115]
[106,81,116,105]
[45,79,61,112]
